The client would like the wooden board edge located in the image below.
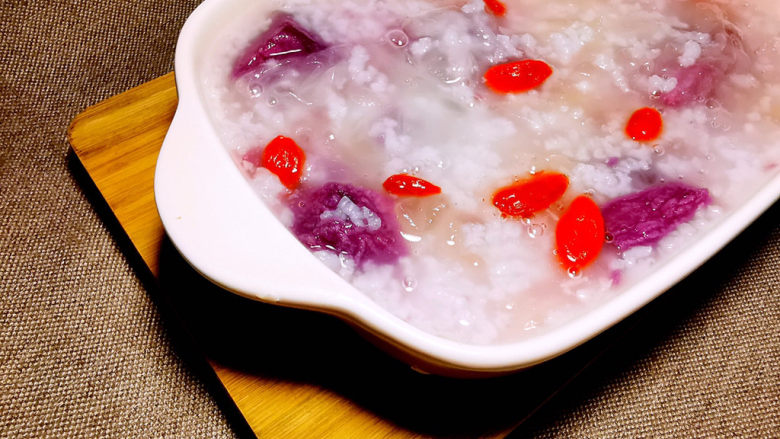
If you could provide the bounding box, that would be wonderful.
[67,72,177,157]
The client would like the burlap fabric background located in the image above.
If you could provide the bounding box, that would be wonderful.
[0,0,777,437]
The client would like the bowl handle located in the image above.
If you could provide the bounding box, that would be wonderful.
[154,104,355,309]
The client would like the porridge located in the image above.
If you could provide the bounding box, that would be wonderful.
[200,0,780,343]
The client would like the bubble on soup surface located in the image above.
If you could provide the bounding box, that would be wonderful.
[385,29,409,48]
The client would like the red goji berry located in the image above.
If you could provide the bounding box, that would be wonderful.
[483,0,507,16]
[555,195,605,272]
[383,174,441,197]
[261,135,306,189]
[625,107,663,142]
[484,60,553,94]
[492,172,569,218]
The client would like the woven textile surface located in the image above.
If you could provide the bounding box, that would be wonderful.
[0,0,777,437]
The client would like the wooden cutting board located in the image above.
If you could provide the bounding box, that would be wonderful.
[68,72,624,438]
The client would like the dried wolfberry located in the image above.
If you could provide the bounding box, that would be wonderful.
[484,60,553,94]
[383,174,441,197]
[555,195,605,272]
[483,0,507,16]
[261,135,306,189]
[492,172,569,218]
[625,107,663,142]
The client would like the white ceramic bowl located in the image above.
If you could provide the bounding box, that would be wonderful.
[155,0,780,375]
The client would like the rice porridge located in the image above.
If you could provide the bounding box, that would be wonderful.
[200,0,780,344]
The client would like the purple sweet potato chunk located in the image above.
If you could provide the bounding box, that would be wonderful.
[287,182,406,267]
[660,64,722,108]
[232,13,327,79]
[602,182,711,251]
